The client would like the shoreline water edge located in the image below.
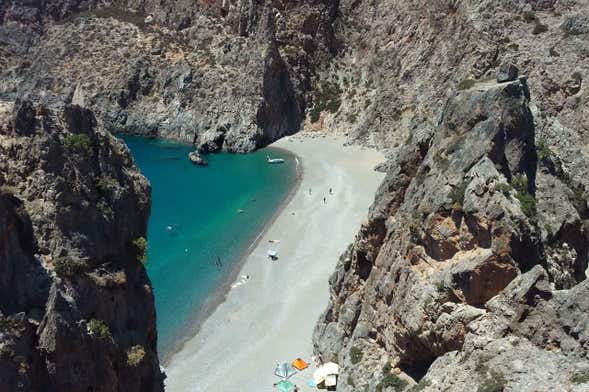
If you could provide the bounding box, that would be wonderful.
[161,147,303,363]
[165,133,385,391]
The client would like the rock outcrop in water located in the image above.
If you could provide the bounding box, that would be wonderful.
[0,100,164,391]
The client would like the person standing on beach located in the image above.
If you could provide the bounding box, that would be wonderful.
[323,197,326,204]
[309,188,312,195]
[329,187,332,195]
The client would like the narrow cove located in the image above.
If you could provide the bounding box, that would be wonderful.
[119,136,298,359]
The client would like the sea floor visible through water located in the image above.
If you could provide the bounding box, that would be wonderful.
[120,136,298,359]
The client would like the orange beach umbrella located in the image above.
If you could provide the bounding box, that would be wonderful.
[292,358,309,371]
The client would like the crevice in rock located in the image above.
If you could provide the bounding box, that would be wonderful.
[399,358,436,382]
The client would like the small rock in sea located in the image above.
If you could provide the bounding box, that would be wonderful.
[188,151,208,166]
[497,62,519,83]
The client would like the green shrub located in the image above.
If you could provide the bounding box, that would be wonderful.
[310,81,342,123]
[95,175,119,193]
[309,105,322,123]
[458,79,476,90]
[536,139,553,161]
[570,186,587,214]
[572,370,589,384]
[495,183,512,197]
[97,200,114,219]
[88,319,110,339]
[517,191,537,220]
[347,375,355,387]
[511,175,537,221]
[449,180,468,210]
[376,374,408,392]
[383,362,393,374]
[132,237,148,264]
[435,280,447,292]
[54,257,85,277]
[64,134,92,154]
[511,175,528,195]
[350,346,363,364]
[410,379,432,391]
[126,345,146,366]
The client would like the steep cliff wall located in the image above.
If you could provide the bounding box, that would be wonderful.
[313,77,589,390]
[1,0,589,390]
[308,1,589,389]
[0,0,337,152]
[0,100,164,391]
[311,0,588,151]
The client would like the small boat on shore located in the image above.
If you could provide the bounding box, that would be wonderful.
[266,155,285,164]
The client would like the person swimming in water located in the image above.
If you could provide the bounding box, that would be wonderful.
[215,256,222,269]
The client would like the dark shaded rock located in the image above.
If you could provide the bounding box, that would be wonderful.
[497,62,519,83]
[0,100,164,391]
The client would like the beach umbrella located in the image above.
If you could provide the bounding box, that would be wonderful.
[313,362,340,385]
[323,362,340,375]
[274,379,294,392]
[274,362,297,379]
[292,358,309,371]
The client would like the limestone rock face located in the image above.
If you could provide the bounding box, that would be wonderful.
[2,0,589,390]
[313,79,589,390]
[0,0,337,152]
[0,100,164,391]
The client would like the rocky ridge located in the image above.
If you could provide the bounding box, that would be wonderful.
[0,99,164,391]
[0,0,337,152]
[313,76,589,390]
[309,0,589,390]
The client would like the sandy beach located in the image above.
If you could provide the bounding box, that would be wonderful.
[165,133,385,391]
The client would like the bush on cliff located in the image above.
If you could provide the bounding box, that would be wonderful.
[64,134,92,154]
[511,174,537,222]
[132,237,148,264]
[126,345,146,366]
[88,319,110,339]
[350,346,363,364]
[376,374,408,392]
[54,257,85,277]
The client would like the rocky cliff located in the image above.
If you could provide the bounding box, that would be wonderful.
[1,0,589,390]
[309,1,589,389]
[313,74,589,390]
[0,0,337,152]
[0,100,164,391]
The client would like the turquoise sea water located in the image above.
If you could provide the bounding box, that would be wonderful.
[120,136,297,358]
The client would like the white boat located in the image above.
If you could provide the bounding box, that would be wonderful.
[266,155,285,164]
